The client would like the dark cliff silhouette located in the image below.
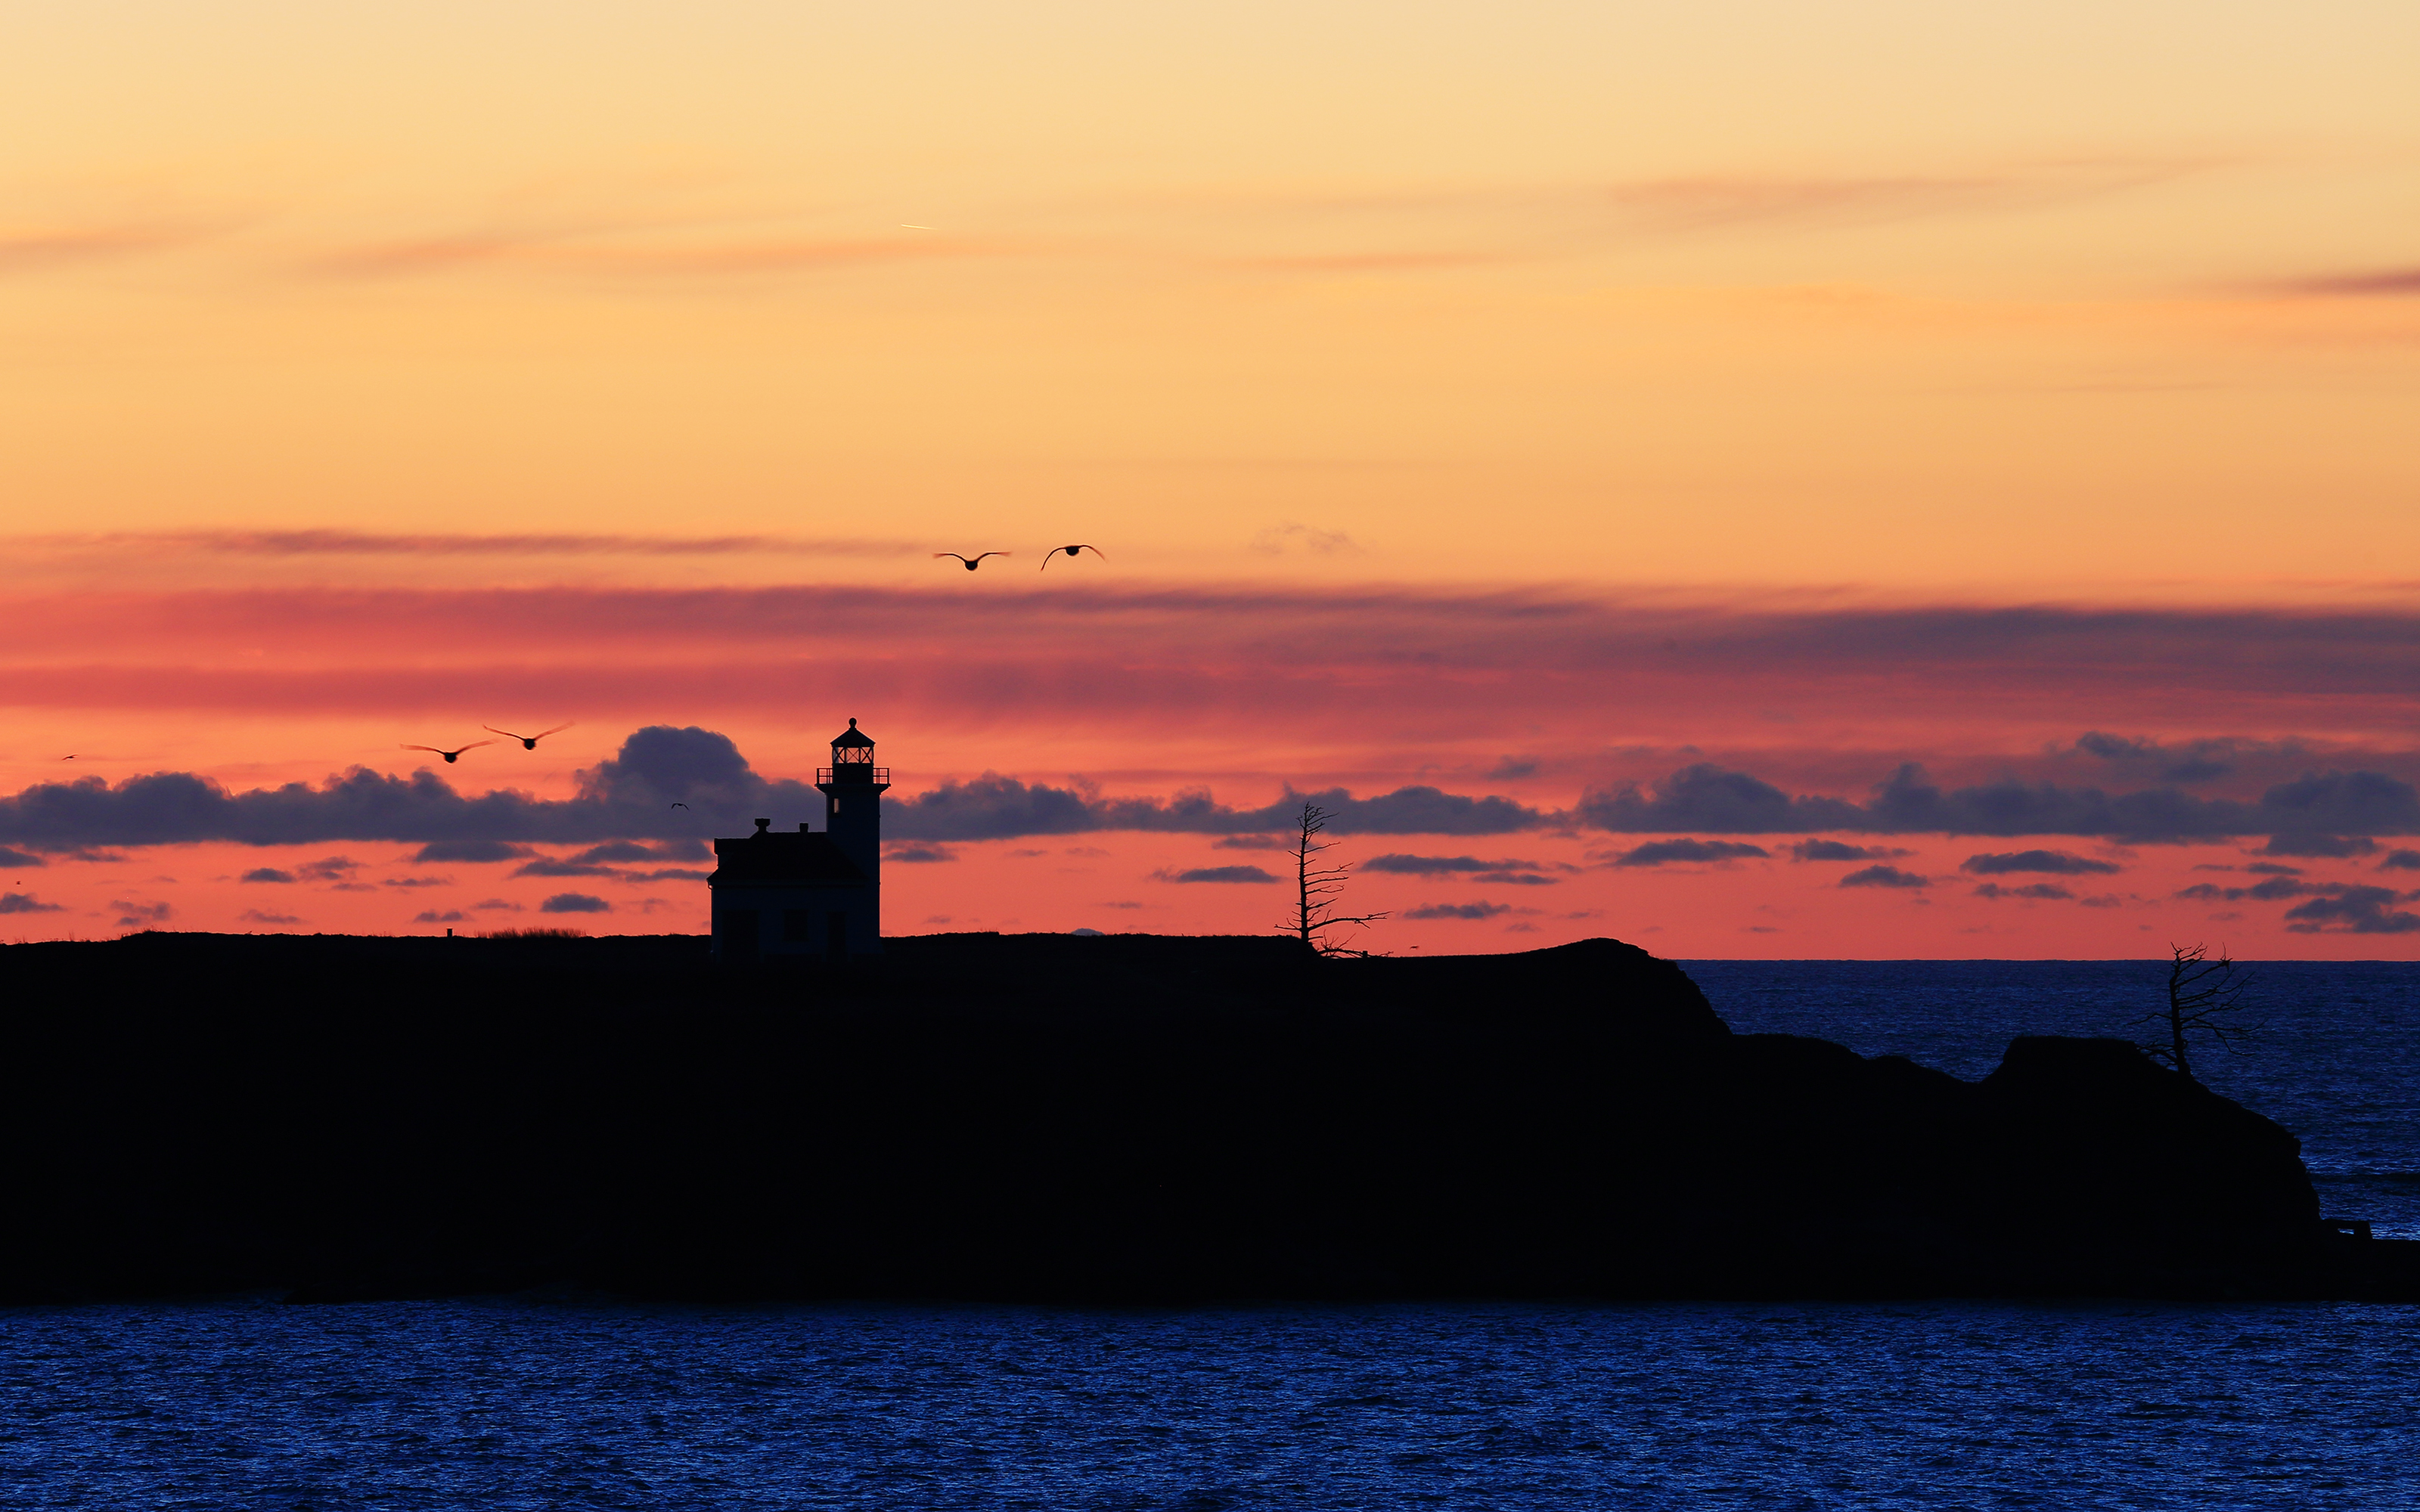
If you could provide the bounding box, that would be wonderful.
[0,931,2406,1305]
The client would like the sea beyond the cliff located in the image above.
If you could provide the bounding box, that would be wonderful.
[8,957,2417,1509]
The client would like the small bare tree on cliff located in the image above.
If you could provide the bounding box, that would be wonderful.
[1281,801,1388,956]
[2133,942,2251,1084]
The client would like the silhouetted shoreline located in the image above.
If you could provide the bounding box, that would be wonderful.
[3,931,2410,1306]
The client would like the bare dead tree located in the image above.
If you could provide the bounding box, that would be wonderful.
[1280,801,1388,956]
[2133,942,2251,1083]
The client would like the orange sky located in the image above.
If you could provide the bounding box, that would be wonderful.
[5,4,2418,954]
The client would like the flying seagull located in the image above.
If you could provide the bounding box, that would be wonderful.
[935,551,1010,572]
[1040,544,1106,570]
[484,722,574,751]
[670,802,690,810]
[402,741,498,764]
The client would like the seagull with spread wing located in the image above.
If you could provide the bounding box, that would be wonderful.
[402,741,497,764]
[485,722,574,751]
[935,551,1010,572]
[1040,544,1106,571]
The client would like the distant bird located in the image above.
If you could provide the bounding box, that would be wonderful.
[484,722,574,751]
[60,754,74,761]
[402,741,497,764]
[669,802,690,810]
[1040,544,1106,571]
[935,551,1010,572]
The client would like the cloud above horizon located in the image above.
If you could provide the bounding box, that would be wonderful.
[1360,853,1559,884]
[1959,850,2122,876]
[1607,838,1770,867]
[1789,840,1911,863]
[1581,764,2420,842]
[2282,886,2420,934]
[1606,159,2202,233]
[11,587,2420,767]
[1973,881,2076,901]
[1841,865,1928,889]
[11,727,2420,855]
[2270,267,2420,299]
[18,530,923,559]
[1402,900,1512,920]
[1156,865,1280,885]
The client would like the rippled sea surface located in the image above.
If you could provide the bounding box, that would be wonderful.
[8,960,2418,1508]
[8,1296,2420,1510]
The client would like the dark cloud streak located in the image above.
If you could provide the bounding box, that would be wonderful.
[1960,850,2121,876]
[26,530,922,559]
[1608,838,1770,867]
[1581,763,2420,841]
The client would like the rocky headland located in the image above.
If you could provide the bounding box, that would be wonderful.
[2,931,2408,1304]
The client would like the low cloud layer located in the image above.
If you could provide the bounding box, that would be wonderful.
[11,727,2420,857]
[1608,838,1770,867]
[2174,873,2420,933]
[1361,853,1559,884]
[1155,866,1280,885]
[889,775,1547,841]
[1959,850,2121,876]
[2282,887,2420,934]
[0,727,821,853]
[1841,865,1928,889]
[1581,763,2420,842]
[2275,267,2420,298]
[1789,840,1910,863]
[0,729,1560,852]
[412,839,538,864]
[2260,834,2378,859]
[1402,900,1511,920]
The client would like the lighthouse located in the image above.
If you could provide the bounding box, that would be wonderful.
[706,718,890,966]
[818,717,889,891]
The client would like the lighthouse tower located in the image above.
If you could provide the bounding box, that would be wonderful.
[816,717,890,951]
[706,717,889,966]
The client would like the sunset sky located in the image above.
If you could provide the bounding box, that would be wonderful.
[5,2,2418,955]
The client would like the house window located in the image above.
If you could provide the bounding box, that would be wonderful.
[721,909,760,965]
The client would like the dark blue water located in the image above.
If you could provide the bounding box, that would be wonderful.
[7,961,2416,1508]
[7,1297,2417,1509]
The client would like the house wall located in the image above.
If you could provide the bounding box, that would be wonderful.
[710,882,878,965]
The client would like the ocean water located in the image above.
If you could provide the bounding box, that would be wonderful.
[7,959,2417,1508]
[7,1296,2417,1509]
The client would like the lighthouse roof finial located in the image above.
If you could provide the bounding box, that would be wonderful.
[830,717,876,749]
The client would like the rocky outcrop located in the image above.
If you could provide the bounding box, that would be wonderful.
[0,931,2402,1303]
